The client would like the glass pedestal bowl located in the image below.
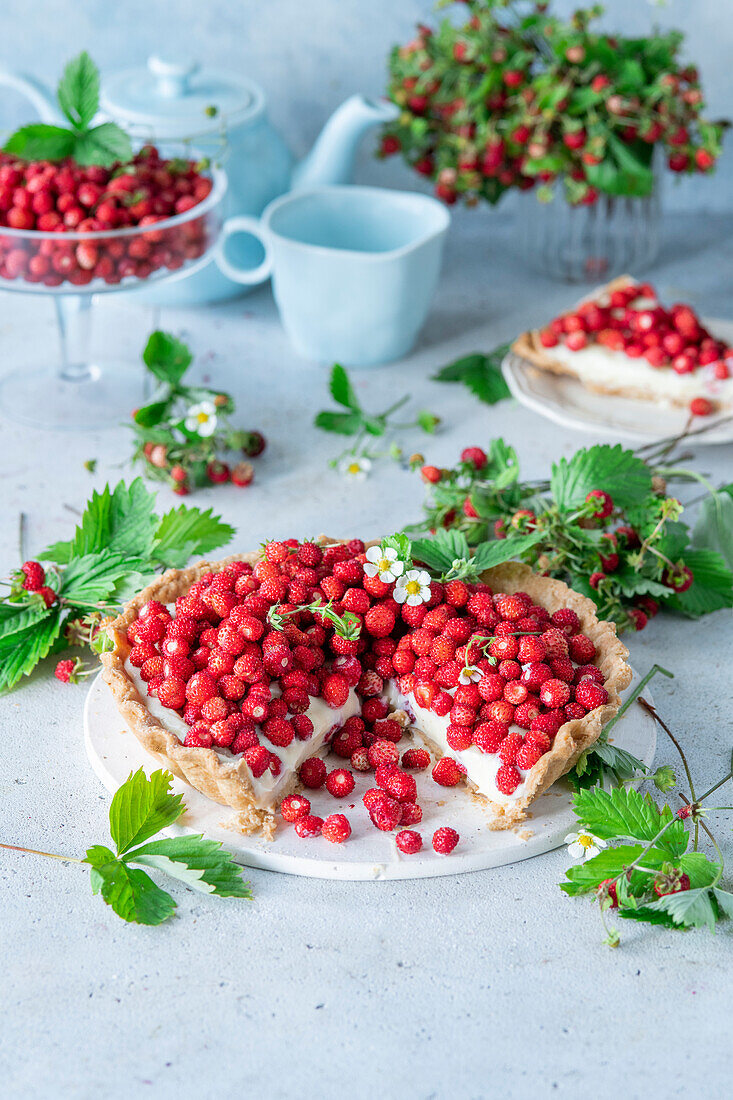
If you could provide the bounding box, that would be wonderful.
[0,164,226,430]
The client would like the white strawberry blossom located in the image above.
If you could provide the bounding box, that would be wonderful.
[393,568,432,606]
[565,831,607,861]
[184,400,218,437]
[458,664,482,685]
[339,456,371,480]
[364,544,405,584]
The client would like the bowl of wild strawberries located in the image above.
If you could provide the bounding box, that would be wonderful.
[0,144,226,291]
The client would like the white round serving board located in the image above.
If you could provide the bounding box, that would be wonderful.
[84,671,656,881]
[502,317,733,445]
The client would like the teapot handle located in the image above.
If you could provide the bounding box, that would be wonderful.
[0,69,61,122]
[215,215,273,285]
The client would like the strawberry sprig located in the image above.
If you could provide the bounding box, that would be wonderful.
[1,769,251,925]
[4,52,132,167]
[411,439,732,632]
[0,480,234,694]
[268,599,362,641]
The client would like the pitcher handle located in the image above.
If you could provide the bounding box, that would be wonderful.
[0,69,61,122]
[215,215,274,285]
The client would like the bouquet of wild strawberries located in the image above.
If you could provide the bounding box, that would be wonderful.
[381,0,726,208]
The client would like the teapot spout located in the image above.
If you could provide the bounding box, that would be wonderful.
[292,94,399,191]
[0,68,61,123]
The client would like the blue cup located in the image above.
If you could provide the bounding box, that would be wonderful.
[215,185,450,366]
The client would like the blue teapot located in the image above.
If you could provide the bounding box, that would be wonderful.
[0,56,398,305]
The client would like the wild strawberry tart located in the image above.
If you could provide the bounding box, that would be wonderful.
[512,275,733,418]
[102,538,631,840]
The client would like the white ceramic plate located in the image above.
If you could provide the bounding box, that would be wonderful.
[84,672,656,881]
[502,317,733,445]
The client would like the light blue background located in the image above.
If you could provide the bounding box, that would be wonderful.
[1,0,731,211]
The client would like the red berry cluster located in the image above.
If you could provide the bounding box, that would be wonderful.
[0,145,214,287]
[126,538,609,847]
[539,280,730,417]
[18,560,57,608]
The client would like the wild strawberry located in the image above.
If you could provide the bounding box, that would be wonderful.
[280,794,311,823]
[372,718,403,743]
[295,815,324,838]
[401,748,431,770]
[364,605,396,638]
[421,464,442,484]
[432,757,464,787]
[498,733,523,765]
[325,768,355,798]
[432,827,459,854]
[516,739,545,770]
[342,587,370,615]
[361,697,388,722]
[398,801,422,826]
[140,655,165,682]
[129,642,159,668]
[514,699,540,729]
[495,594,526,621]
[653,871,691,897]
[413,681,437,710]
[358,670,384,698]
[531,712,563,737]
[597,879,619,908]
[488,700,515,725]
[370,797,402,832]
[690,397,714,417]
[539,678,570,708]
[550,608,581,636]
[585,489,614,519]
[446,723,472,751]
[232,726,259,754]
[367,739,400,768]
[517,635,546,663]
[378,766,417,803]
[157,676,187,709]
[396,829,423,854]
[550,657,574,683]
[488,635,518,661]
[478,673,504,702]
[351,747,371,771]
[232,462,254,487]
[322,814,351,843]
[460,446,487,469]
[541,627,569,660]
[495,764,522,795]
[21,560,45,591]
[260,716,293,747]
[184,726,213,748]
[54,658,80,684]
[628,608,648,631]
[38,586,58,607]
[575,680,609,710]
[321,672,350,708]
[589,572,605,590]
[569,634,596,663]
[298,756,326,789]
[243,745,270,777]
[467,591,495,623]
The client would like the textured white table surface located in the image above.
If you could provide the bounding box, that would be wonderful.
[1,209,732,1099]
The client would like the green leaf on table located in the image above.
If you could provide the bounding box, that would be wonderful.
[328,364,360,410]
[87,854,177,926]
[692,491,733,571]
[127,835,252,898]
[412,529,471,573]
[153,506,235,570]
[588,738,649,783]
[44,479,158,565]
[712,888,733,919]
[550,444,651,513]
[133,399,173,428]
[143,331,193,387]
[108,768,186,855]
[0,609,62,694]
[313,411,365,436]
[3,124,75,161]
[668,549,733,618]
[647,887,718,931]
[613,570,673,601]
[572,786,688,859]
[57,50,99,130]
[73,123,132,167]
[432,349,511,406]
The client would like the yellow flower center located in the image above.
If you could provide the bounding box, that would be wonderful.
[578,834,594,849]
[405,579,421,596]
[378,558,392,572]
[347,462,361,475]
[197,411,210,424]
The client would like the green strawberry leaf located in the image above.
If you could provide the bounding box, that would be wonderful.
[108,768,186,855]
[560,844,668,896]
[43,479,159,565]
[551,444,652,513]
[647,887,718,931]
[0,609,63,694]
[471,531,544,572]
[57,51,99,130]
[143,331,193,387]
[87,855,177,926]
[432,349,511,405]
[572,786,688,859]
[153,506,235,570]
[667,549,733,618]
[127,835,252,898]
[60,550,147,606]
[73,123,132,167]
[328,364,361,411]
[692,491,733,571]
[313,411,365,436]
[3,124,75,161]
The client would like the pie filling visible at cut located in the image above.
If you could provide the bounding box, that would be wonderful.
[512,275,733,413]
[102,538,632,838]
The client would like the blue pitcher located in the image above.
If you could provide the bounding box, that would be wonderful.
[0,56,398,305]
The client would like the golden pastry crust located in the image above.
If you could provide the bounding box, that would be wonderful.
[102,545,631,836]
[510,274,714,408]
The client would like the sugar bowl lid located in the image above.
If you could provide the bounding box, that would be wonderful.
[101,55,264,139]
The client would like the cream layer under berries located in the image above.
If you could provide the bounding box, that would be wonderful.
[513,275,733,419]
[102,539,631,837]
